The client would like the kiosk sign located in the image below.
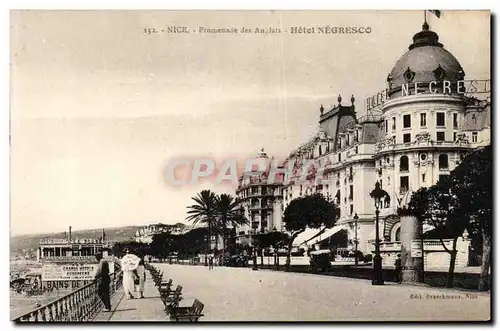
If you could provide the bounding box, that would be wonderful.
[42,264,97,281]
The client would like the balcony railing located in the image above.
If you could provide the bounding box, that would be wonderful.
[14,271,123,322]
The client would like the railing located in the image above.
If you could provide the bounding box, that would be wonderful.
[13,271,123,323]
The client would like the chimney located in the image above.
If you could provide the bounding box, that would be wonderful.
[69,226,72,241]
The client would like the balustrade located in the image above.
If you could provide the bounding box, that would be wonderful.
[14,271,123,322]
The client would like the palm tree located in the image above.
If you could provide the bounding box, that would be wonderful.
[215,194,248,258]
[185,190,218,266]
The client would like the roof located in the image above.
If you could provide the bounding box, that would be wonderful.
[388,24,463,96]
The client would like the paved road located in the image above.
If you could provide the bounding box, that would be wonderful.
[154,264,490,322]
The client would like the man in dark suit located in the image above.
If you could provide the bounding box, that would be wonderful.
[94,252,111,311]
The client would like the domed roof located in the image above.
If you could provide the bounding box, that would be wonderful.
[387,22,465,96]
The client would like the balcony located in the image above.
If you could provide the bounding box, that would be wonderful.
[399,187,409,195]
[375,138,468,154]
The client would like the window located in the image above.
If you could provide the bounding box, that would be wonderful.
[437,132,445,141]
[420,153,427,161]
[422,174,426,182]
[453,113,458,129]
[403,133,411,143]
[349,185,353,200]
[355,146,358,154]
[319,145,322,156]
[349,204,354,216]
[385,120,388,133]
[338,153,341,162]
[392,117,396,131]
[439,154,449,169]
[400,155,409,172]
[453,132,457,142]
[400,176,409,192]
[403,114,411,128]
[436,112,445,126]
[386,157,390,164]
[387,176,391,186]
[346,135,350,145]
[420,113,427,127]
[349,166,353,176]
[472,132,478,143]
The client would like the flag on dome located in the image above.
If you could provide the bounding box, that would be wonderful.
[429,10,441,18]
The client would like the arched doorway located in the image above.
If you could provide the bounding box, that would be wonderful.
[383,215,400,241]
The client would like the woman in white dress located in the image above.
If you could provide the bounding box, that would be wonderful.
[121,251,139,299]
[122,269,136,299]
[135,259,146,298]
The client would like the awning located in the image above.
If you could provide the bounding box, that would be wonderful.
[292,228,323,246]
[304,225,344,246]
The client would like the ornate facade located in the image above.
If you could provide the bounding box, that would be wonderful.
[235,22,490,262]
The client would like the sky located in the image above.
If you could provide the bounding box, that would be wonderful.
[10,10,490,236]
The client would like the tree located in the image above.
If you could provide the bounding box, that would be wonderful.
[111,240,149,258]
[408,177,469,288]
[149,231,178,261]
[282,193,339,270]
[253,230,290,267]
[186,190,218,263]
[449,145,492,291]
[214,194,247,258]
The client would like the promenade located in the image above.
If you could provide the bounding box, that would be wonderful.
[94,264,490,322]
[93,273,168,322]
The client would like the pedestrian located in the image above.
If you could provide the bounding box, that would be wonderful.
[209,256,214,270]
[394,254,403,284]
[123,267,137,300]
[94,252,111,311]
[135,258,146,299]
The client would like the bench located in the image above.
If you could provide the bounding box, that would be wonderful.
[168,299,205,322]
[161,285,183,310]
[159,278,173,290]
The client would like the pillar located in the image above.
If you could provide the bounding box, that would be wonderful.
[400,214,424,283]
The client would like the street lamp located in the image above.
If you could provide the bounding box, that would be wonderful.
[369,181,390,285]
[353,213,359,266]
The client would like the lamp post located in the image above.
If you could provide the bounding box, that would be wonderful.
[353,213,359,266]
[370,181,389,285]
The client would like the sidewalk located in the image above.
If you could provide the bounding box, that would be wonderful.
[93,271,168,322]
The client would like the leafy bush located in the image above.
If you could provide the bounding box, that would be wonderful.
[309,253,332,273]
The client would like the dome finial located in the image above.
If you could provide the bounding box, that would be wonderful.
[422,21,429,31]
